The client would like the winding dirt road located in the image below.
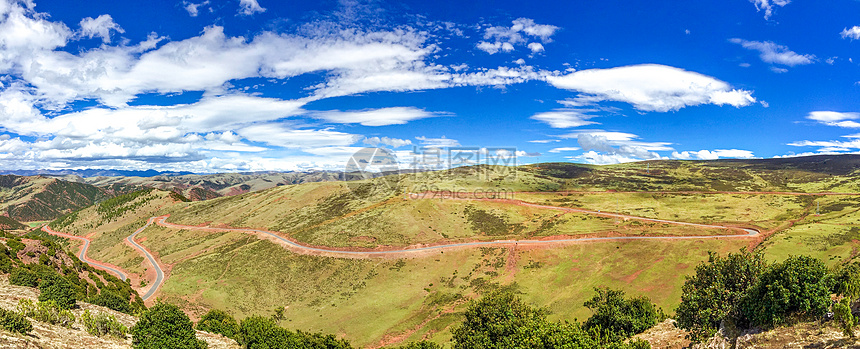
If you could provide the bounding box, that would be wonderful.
[154,198,761,258]
[41,225,129,281]
[44,196,769,303]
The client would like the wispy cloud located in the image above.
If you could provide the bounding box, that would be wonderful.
[730,38,815,67]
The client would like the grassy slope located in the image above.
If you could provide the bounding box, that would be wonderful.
[48,189,182,279]
[0,175,114,222]
[33,155,860,347]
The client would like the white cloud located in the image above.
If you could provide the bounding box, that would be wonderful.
[362,136,412,148]
[770,67,788,73]
[806,111,860,128]
[750,0,790,19]
[477,18,557,55]
[574,151,643,165]
[548,147,580,153]
[79,15,124,43]
[415,136,460,148]
[842,26,860,40]
[239,0,266,15]
[673,149,755,160]
[787,139,860,152]
[531,109,598,128]
[546,64,756,112]
[527,42,544,53]
[313,107,442,126]
[730,38,815,67]
[183,1,209,17]
[238,124,360,149]
[528,139,560,144]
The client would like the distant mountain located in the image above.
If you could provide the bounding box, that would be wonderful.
[0,169,196,177]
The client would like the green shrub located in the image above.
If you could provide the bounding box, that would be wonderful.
[82,310,128,339]
[197,309,240,340]
[38,276,77,310]
[451,290,597,349]
[17,299,75,327]
[130,303,206,349]
[9,268,39,288]
[395,341,444,349]
[89,291,133,314]
[6,239,25,255]
[740,255,833,328]
[834,298,857,338]
[237,315,352,349]
[675,249,766,342]
[0,307,32,335]
[583,287,663,343]
[833,261,860,300]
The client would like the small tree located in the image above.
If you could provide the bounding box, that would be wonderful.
[197,309,239,340]
[740,255,833,328]
[583,287,663,343]
[834,298,857,338]
[130,303,206,349]
[239,315,296,349]
[675,249,766,342]
[38,276,77,310]
[89,291,133,314]
[9,268,39,288]
[451,290,597,349]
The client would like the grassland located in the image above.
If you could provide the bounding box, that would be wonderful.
[138,219,750,347]
[26,155,860,348]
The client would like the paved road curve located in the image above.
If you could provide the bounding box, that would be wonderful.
[41,225,128,281]
[126,217,162,301]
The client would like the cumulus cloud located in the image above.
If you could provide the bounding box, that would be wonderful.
[239,0,266,15]
[730,38,815,67]
[527,42,544,53]
[477,18,558,54]
[750,0,790,19]
[546,64,756,112]
[672,149,755,160]
[79,15,124,43]
[842,26,860,40]
[806,111,860,128]
[530,109,597,128]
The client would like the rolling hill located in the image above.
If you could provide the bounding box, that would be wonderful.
[0,175,134,223]
[33,154,860,347]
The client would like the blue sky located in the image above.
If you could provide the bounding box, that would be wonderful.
[0,0,859,172]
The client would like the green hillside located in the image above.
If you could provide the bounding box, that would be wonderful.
[30,155,860,347]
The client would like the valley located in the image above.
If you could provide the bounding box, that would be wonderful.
[12,155,859,347]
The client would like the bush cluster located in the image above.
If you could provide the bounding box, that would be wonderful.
[0,307,32,335]
[82,309,128,339]
[676,250,860,342]
[131,303,206,349]
[17,299,75,328]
